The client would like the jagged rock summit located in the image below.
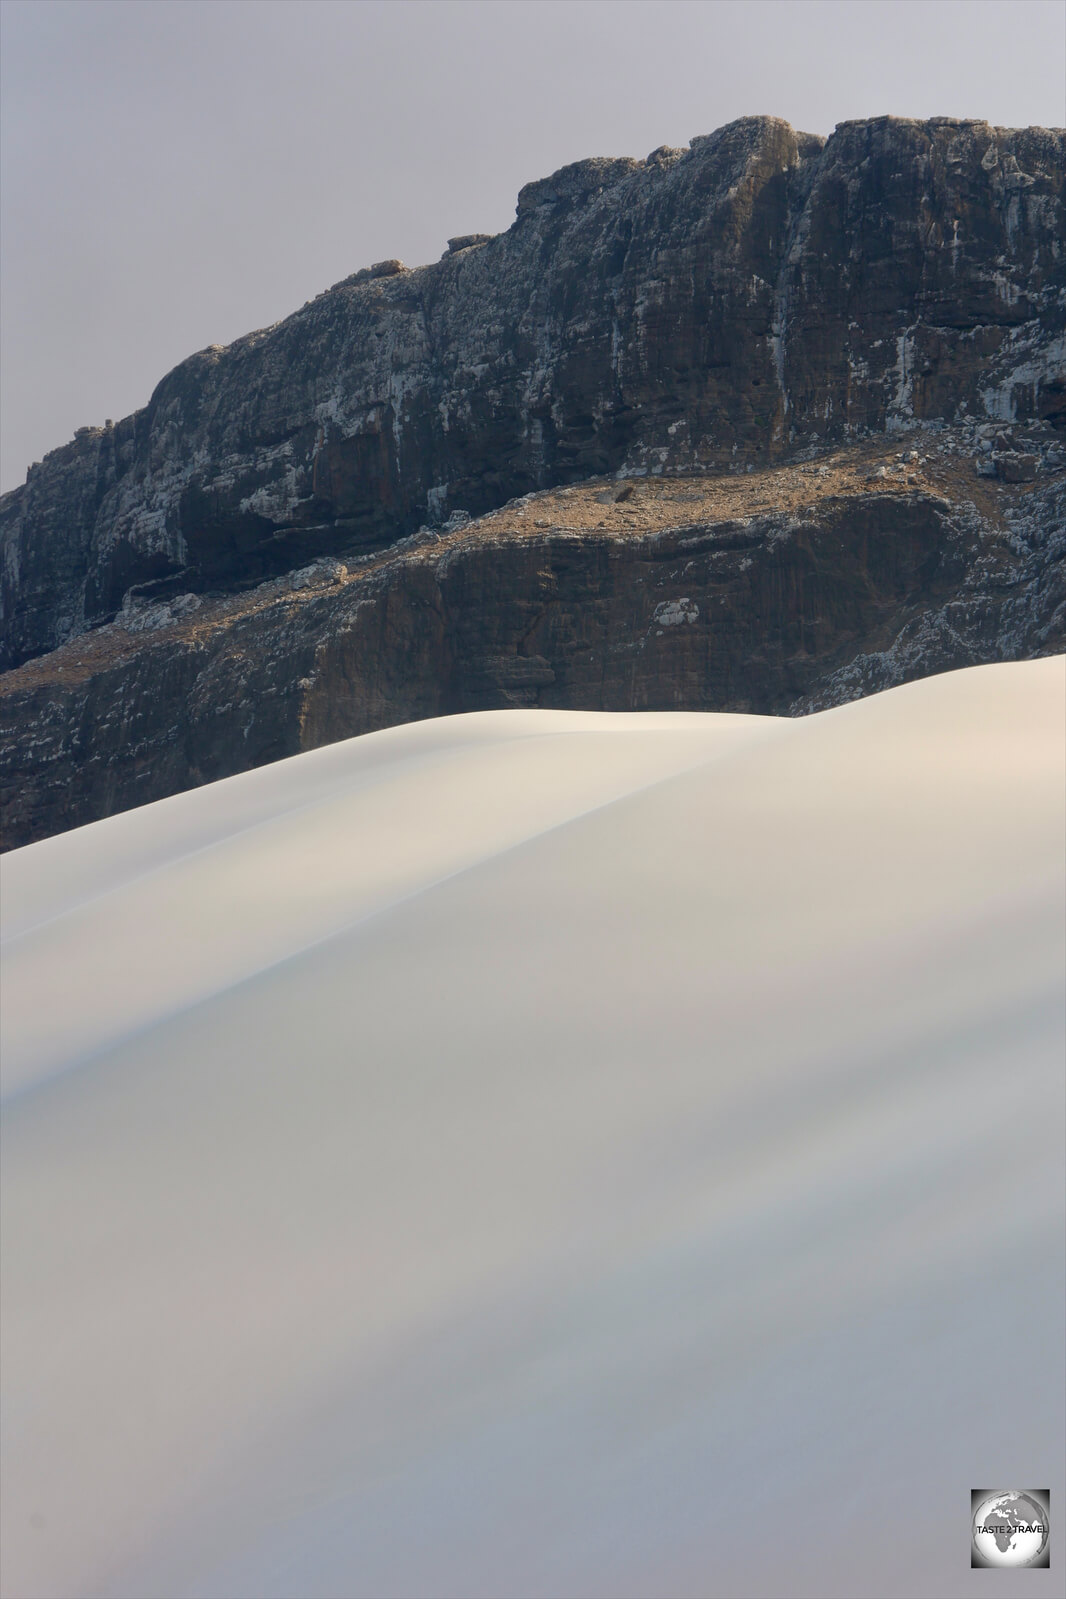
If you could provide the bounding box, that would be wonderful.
[0,114,1064,847]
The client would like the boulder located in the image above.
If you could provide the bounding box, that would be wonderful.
[992,452,1040,483]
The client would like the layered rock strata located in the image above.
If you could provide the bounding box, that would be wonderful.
[2,115,1064,671]
[2,428,1062,849]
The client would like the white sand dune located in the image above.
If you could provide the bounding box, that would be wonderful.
[1,658,1063,1599]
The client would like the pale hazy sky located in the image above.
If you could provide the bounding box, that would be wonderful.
[2,0,1064,493]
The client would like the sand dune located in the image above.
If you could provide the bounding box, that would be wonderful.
[2,659,1063,1599]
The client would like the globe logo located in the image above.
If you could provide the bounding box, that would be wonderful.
[971,1491,1050,1569]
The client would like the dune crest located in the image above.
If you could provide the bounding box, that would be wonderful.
[2,658,1063,1599]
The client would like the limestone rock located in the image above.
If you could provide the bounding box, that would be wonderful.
[2,439,1062,850]
[3,114,1062,673]
[1,115,1065,848]
[446,235,493,254]
[992,451,1039,482]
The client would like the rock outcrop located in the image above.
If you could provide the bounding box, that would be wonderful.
[2,429,1062,849]
[2,115,1064,672]
[1,114,1064,848]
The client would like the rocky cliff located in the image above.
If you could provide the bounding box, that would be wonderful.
[3,115,1063,671]
[2,427,1062,849]
[1,114,1064,847]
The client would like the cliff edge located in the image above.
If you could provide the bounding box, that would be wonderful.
[3,115,1063,670]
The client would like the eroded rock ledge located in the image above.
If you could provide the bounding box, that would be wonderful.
[2,114,1064,671]
[2,428,1062,850]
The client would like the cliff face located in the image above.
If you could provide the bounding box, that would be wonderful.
[2,114,1064,671]
[2,428,1062,850]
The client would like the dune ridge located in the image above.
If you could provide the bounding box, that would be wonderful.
[2,658,1063,1599]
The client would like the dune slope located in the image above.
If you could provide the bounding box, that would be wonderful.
[2,659,1064,1599]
